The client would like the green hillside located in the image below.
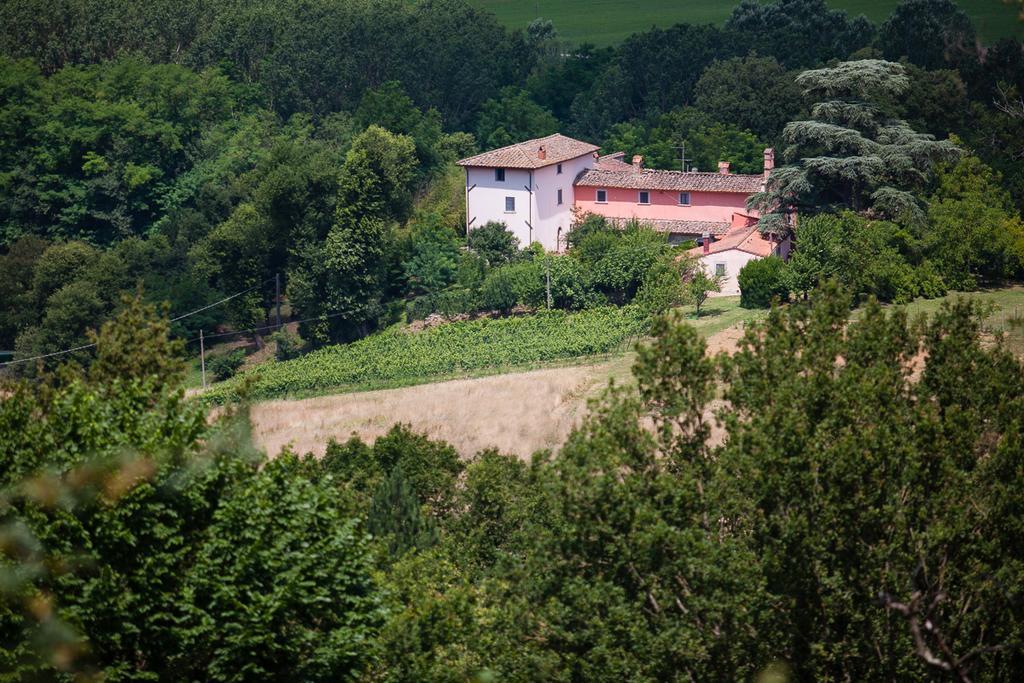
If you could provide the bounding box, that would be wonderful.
[471,0,1023,45]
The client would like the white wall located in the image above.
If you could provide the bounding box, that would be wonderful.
[465,166,533,249]
[698,249,760,297]
[465,153,593,252]
[532,154,593,251]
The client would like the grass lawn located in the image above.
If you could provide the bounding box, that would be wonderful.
[682,295,768,338]
[892,285,1024,355]
[470,0,1022,46]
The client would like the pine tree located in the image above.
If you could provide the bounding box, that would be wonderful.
[750,60,959,234]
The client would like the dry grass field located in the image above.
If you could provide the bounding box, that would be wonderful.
[247,306,755,460]
[245,297,760,459]
[243,288,1024,460]
[249,360,623,459]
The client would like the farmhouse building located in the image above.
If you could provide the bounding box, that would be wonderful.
[458,134,785,263]
[686,214,793,296]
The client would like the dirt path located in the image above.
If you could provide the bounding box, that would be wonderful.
[247,322,748,460]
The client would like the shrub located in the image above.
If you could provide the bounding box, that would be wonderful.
[915,261,948,300]
[468,222,520,267]
[635,256,689,314]
[407,289,477,321]
[738,256,790,308]
[272,330,303,361]
[209,349,245,381]
[496,260,542,308]
[479,268,518,313]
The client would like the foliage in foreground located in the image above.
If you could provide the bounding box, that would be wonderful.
[203,306,649,404]
[0,300,384,681]
[3,286,1023,682]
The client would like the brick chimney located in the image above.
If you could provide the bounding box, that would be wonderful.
[632,155,643,172]
[718,161,730,175]
[763,148,775,178]
[702,232,711,255]
[538,145,547,161]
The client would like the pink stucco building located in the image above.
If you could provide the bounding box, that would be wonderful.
[458,134,788,282]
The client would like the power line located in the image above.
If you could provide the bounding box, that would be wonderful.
[183,308,353,344]
[170,279,274,322]
[0,278,276,368]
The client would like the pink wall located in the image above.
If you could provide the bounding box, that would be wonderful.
[574,186,753,224]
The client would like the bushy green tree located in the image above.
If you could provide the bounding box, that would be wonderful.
[367,467,439,559]
[685,269,721,316]
[589,226,670,304]
[289,126,416,345]
[694,54,803,140]
[190,203,273,328]
[475,86,558,150]
[923,154,1024,289]
[721,288,1024,679]
[738,255,790,308]
[725,0,875,69]
[404,212,461,296]
[336,125,418,226]
[479,268,518,313]
[176,453,382,681]
[0,235,47,348]
[879,0,976,70]
[603,108,767,175]
[467,221,520,267]
[0,304,384,681]
[0,57,239,245]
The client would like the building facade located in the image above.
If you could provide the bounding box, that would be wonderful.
[459,134,782,260]
[458,134,599,252]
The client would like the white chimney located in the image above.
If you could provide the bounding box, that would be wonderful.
[718,161,730,175]
[632,155,643,172]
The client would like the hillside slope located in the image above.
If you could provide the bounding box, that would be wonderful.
[471,0,1022,45]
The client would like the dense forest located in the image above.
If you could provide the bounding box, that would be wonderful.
[1,0,1023,365]
[2,0,1024,680]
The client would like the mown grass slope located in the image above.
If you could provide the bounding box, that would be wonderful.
[471,0,1022,46]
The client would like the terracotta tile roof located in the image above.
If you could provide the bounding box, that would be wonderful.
[607,217,731,236]
[593,152,632,171]
[576,167,764,194]
[457,134,600,169]
[687,224,778,258]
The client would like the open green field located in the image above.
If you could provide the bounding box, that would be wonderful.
[471,0,1023,46]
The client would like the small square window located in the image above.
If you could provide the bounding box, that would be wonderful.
[505,196,516,212]
[557,163,563,175]
[638,191,650,205]
[596,189,608,203]
[557,188,563,205]
[495,168,505,182]
[679,192,691,206]
[715,263,727,277]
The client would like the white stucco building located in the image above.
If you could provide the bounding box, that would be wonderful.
[457,134,599,252]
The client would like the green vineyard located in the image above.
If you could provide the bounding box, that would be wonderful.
[202,306,649,404]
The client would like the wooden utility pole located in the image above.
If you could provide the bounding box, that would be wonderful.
[545,257,553,309]
[199,330,207,388]
[275,272,282,330]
